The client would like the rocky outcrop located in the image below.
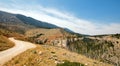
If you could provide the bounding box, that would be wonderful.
[51,38,68,48]
[51,37,82,48]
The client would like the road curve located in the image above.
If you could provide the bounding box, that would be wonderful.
[0,38,36,66]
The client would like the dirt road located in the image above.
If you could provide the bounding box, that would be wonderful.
[0,38,36,66]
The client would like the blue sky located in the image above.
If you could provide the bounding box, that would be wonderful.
[36,0,120,23]
[0,0,120,35]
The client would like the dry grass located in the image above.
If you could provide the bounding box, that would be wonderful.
[23,28,76,45]
[25,28,74,40]
[4,45,113,66]
[0,35,14,51]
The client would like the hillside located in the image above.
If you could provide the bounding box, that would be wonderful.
[0,11,59,33]
[67,35,120,66]
[0,28,25,51]
[25,28,74,38]
[4,45,112,66]
[0,35,14,51]
[24,28,76,45]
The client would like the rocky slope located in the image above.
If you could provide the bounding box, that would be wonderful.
[67,35,120,66]
[24,28,78,47]
[4,44,112,66]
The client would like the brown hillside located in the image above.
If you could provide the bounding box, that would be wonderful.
[25,28,74,44]
[4,45,113,66]
[0,35,14,51]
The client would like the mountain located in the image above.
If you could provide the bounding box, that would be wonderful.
[1,10,117,66]
[63,28,75,33]
[0,11,59,33]
[15,14,59,28]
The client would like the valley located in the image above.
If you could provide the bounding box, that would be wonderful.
[0,11,119,66]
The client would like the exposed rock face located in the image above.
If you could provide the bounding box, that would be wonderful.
[51,37,81,48]
[51,38,66,47]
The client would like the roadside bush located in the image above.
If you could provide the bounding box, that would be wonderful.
[57,60,84,66]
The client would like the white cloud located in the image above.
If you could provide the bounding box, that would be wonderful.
[0,1,120,35]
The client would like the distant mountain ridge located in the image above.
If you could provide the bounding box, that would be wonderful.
[0,10,59,33]
[15,14,59,28]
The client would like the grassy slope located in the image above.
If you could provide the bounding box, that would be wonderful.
[0,28,23,38]
[0,28,23,51]
[25,28,73,38]
[4,45,112,66]
[24,28,75,44]
[0,35,14,51]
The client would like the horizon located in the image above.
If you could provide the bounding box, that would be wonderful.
[0,0,120,35]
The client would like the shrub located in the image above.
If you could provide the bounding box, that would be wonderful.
[57,60,84,66]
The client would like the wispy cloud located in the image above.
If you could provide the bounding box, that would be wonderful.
[0,0,120,35]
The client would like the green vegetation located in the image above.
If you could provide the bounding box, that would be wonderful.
[68,37,115,64]
[91,35,108,38]
[57,60,84,66]
[111,34,120,39]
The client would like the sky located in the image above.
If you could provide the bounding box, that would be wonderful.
[0,0,120,35]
